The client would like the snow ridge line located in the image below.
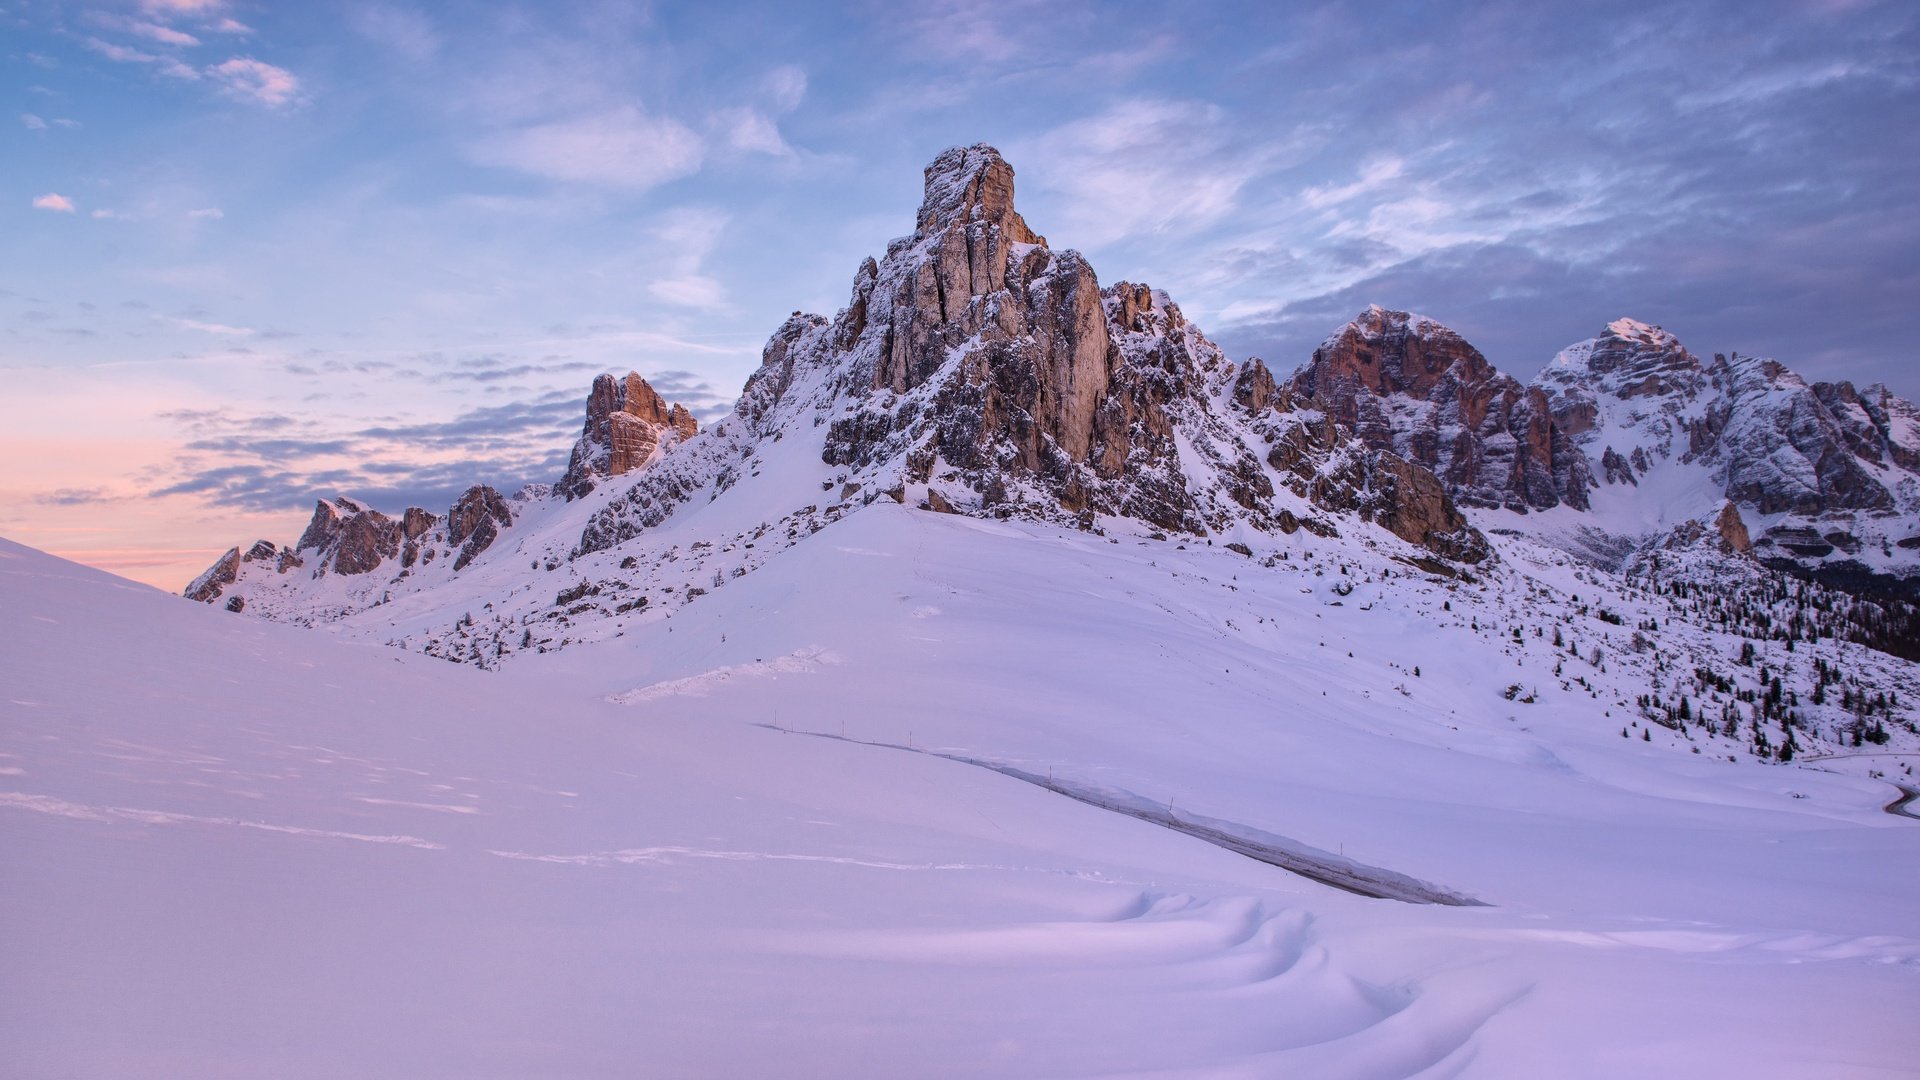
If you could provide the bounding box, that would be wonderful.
[753,726,1486,906]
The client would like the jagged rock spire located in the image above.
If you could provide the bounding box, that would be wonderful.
[914,144,1042,245]
[559,372,700,500]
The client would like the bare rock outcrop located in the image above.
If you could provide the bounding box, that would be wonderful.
[558,372,702,499]
[1715,501,1752,555]
[186,536,301,604]
[1255,410,1489,563]
[297,497,401,576]
[184,546,242,603]
[448,485,513,571]
[1285,306,1590,512]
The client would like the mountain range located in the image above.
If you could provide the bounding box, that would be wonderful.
[184,145,1919,665]
[12,145,1920,1076]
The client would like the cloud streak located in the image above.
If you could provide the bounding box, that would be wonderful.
[471,106,704,189]
[206,57,301,107]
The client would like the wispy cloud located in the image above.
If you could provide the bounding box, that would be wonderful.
[187,207,225,219]
[140,0,227,14]
[21,113,47,130]
[206,57,302,107]
[84,37,161,64]
[1302,158,1408,210]
[34,487,127,507]
[471,106,704,189]
[167,316,254,335]
[84,35,201,79]
[350,5,441,60]
[88,11,202,47]
[148,392,591,512]
[764,65,807,112]
[1013,99,1302,247]
[718,107,793,157]
[32,193,76,213]
[647,208,731,310]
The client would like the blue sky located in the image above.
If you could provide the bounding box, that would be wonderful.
[4,0,1917,586]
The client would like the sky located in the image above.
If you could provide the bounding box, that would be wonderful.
[4,0,1917,590]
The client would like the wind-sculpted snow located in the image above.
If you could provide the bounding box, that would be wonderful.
[9,521,1920,1076]
[752,727,1485,906]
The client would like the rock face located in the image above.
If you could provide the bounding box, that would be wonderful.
[185,484,521,614]
[298,497,402,576]
[559,372,700,499]
[1251,407,1489,563]
[819,143,1116,487]
[184,537,301,604]
[1534,318,1920,589]
[184,546,241,603]
[1284,306,1590,512]
[1715,501,1752,555]
[447,485,513,571]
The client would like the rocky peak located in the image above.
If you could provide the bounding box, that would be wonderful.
[815,142,1113,471]
[447,485,513,571]
[1525,324,1919,593]
[296,497,401,576]
[1532,320,1722,483]
[585,146,1493,566]
[1558,318,1707,401]
[1297,305,1495,402]
[184,546,243,603]
[186,536,303,603]
[558,371,702,500]
[1284,307,1590,512]
[401,507,437,541]
[914,144,1042,246]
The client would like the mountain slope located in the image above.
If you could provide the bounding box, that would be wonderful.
[1532,318,1920,590]
[9,520,1920,1077]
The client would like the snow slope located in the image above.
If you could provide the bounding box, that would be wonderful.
[6,518,1920,1078]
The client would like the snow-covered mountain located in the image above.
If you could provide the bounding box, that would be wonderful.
[1532,317,1920,591]
[16,143,1920,1077]
[181,143,1917,699]
[184,144,1501,632]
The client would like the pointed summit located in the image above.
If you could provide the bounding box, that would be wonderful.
[558,372,701,500]
[914,144,1042,245]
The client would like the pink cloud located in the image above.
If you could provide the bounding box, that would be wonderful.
[206,57,301,107]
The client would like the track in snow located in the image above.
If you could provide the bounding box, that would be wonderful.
[1886,785,1920,821]
[757,725,1486,906]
